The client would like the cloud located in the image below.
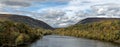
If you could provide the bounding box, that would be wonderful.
[90,3,120,17]
[1,1,30,7]
[20,0,70,2]
[0,0,70,10]
[0,0,70,13]
[32,0,120,28]
[35,7,83,27]
[35,9,67,27]
[0,0,70,3]
[0,0,31,8]
[0,0,120,28]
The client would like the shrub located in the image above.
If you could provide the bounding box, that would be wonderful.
[54,20,120,43]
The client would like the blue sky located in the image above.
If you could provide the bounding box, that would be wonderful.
[0,0,120,28]
[0,0,120,14]
[17,1,68,12]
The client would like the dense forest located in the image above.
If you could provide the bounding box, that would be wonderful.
[0,20,52,47]
[54,20,120,43]
[1,19,120,46]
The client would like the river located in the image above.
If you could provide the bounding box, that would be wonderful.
[27,35,120,47]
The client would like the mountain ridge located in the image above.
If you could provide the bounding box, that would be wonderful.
[77,18,120,24]
[0,14,54,30]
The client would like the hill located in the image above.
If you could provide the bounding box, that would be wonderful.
[0,14,53,46]
[0,14,53,29]
[54,18,120,44]
[0,20,52,47]
[77,18,120,24]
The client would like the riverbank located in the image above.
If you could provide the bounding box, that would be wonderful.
[54,20,120,44]
[1,19,120,46]
[29,35,120,47]
[0,20,52,47]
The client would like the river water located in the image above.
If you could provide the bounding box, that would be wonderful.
[28,35,120,47]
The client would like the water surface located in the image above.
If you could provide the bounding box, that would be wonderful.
[29,35,120,47]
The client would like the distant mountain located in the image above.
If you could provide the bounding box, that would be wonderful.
[0,14,54,29]
[77,18,120,24]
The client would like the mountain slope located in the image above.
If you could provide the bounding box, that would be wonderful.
[0,14,53,29]
[0,20,52,46]
[54,18,120,44]
[77,18,120,24]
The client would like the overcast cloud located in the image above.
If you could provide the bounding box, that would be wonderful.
[0,0,120,28]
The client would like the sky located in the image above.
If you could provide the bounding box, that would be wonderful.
[0,0,120,28]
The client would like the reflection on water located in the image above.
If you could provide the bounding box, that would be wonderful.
[29,35,120,47]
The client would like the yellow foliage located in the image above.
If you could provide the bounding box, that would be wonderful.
[15,34,30,45]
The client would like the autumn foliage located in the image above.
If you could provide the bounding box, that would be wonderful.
[54,20,120,43]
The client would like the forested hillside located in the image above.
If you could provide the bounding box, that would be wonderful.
[54,20,120,43]
[0,14,53,29]
[0,20,52,47]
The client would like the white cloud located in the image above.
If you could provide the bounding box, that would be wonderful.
[0,0,70,3]
[32,0,120,28]
[0,0,68,8]
[0,0,120,28]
